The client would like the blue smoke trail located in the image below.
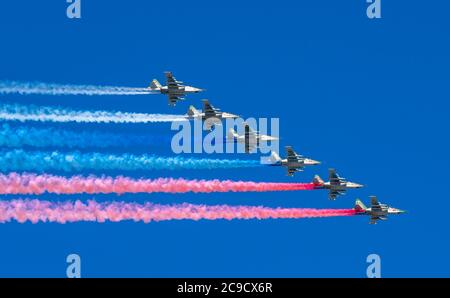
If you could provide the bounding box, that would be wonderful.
[0,124,170,149]
[0,103,187,123]
[0,149,262,172]
[0,80,155,96]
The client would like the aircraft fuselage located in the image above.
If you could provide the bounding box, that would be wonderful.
[320,181,363,191]
[159,86,202,95]
[358,206,404,217]
[280,158,319,168]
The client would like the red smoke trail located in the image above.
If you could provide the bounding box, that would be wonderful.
[0,173,316,195]
[0,199,358,224]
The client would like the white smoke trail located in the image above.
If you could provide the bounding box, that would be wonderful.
[0,80,156,96]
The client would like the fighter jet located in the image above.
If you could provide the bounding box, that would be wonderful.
[187,99,240,130]
[149,71,204,106]
[355,196,405,224]
[269,146,320,176]
[313,168,363,200]
[227,122,279,153]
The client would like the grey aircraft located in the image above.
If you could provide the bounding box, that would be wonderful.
[313,168,364,200]
[269,146,320,176]
[227,122,279,153]
[187,99,240,130]
[149,71,204,106]
[355,196,405,224]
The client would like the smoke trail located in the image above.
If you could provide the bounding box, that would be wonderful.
[0,173,315,195]
[0,150,261,172]
[0,199,358,224]
[0,124,170,149]
[0,80,155,96]
[0,103,187,123]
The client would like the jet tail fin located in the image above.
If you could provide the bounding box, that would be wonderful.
[187,105,200,117]
[313,175,324,186]
[354,199,367,212]
[269,151,282,164]
[150,79,162,90]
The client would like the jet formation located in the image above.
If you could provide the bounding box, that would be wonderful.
[148,71,404,224]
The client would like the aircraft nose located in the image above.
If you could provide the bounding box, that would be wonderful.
[306,159,321,165]
[311,159,321,165]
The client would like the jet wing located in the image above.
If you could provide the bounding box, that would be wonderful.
[202,100,220,118]
[286,146,303,163]
[287,168,298,176]
[329,168,345,186]
[370,216,379,224]
[370,196,382,212]
[204,118,222,131]
[329,191,338,200]
[245,142,257,153]
[244,123,258,153]
[244,123,257,139]
[329,189,346,200]
[167,94,183,106]
[165,72,184,89]
[244,123,256,135]
[369,215,387,224]
[285,147,304,174]
[287,165,303,176]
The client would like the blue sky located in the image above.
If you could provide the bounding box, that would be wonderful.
[0,0,449,277]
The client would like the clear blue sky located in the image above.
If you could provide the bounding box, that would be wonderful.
[0,0,449,277]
